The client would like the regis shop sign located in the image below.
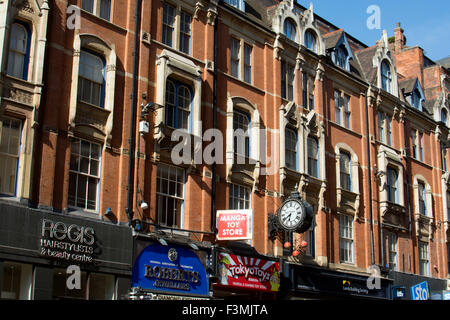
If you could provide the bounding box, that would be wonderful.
[216,253,280,292]
[39,219,96,263]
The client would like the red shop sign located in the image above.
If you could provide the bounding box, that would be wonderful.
[216,210,252,241]
[216,253,281,292]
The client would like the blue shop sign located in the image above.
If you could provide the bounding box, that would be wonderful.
[410,281,430,300]
[132,243,209,297]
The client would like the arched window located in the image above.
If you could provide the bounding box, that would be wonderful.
[418,181,427,216]
[283,18,297,42]
[307,136,319,178]
[387,167,399,203]
[340,151,352,191]
[285,128,297,170]
[7,21,31,80]
[305,30,317,53]
[78,50,106,107]
[233,109,250,158]
[165,79,192,130]
[381,60,392,94]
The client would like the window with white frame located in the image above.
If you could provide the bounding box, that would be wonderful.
[381,60,392,94]
[419,241,429,276]
[230,37,240,78]
[387,166,399,203]
[281,60,295,101]
[284,18,297,42]
[229,37,252,84]
[303,72,314,110]
[340,151,352,191]
[307,136,319,178]
[335,91,350,129]
[82,0,112,21]
[243,44,252,84]
[0,117,22,196]
[339,214,354,264]
[229,183,251,210]
[285,127,297,171]
[411,129,424,161]
[377,111,392,146]
[156,164,185,228]
[7,21,31,80]
[387,232,398,270]
[165,78,192,131]
[418,181,427,216]
[78,50,106,108]
[68,139,102,211]
[162,3,192,55]
[233,109,250,158]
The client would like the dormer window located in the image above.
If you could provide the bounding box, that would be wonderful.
[305,30,317,53]
[411,89,423,109]
[284,18,297,42]
[381,60,392,94]
[335,45,348,69]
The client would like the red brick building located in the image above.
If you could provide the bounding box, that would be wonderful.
[0,0,448,300]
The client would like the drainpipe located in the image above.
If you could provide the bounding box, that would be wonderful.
[126,0,143,225]
[402,108,413,236]
[365,91,376,266]
[211,12,218,234]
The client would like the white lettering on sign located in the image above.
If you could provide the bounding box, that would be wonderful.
[39,219,96,263]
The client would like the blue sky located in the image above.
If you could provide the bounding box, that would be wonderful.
[299,0,450,61]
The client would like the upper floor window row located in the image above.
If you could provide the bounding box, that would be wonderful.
[162,2,192,55]
[82,0,112,21]
[230,38,252,84]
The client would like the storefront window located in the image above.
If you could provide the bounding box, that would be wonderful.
[89,273,115,300]
[52,268,87,300]
[1,262,32,300]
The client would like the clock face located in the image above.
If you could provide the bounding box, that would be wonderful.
[278,200,304,231]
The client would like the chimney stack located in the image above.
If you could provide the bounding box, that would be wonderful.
[394,22,406,54]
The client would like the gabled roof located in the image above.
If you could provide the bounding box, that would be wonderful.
[323,29,344,50]
[354,46,378,85]
[399,78,417,94]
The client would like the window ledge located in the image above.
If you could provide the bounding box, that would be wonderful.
[219,70,265,95]
[329,121,362,138]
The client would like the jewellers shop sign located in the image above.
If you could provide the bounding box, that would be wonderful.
[216,253,281,292]
[39,219,95,264]
[131,243,209,297]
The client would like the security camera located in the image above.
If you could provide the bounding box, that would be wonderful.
[139,200,149,210]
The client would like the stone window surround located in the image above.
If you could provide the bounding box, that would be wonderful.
[377,145,405,207]
[335,143,360,216]
[68,31,117,147]
[154,49,202,139]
